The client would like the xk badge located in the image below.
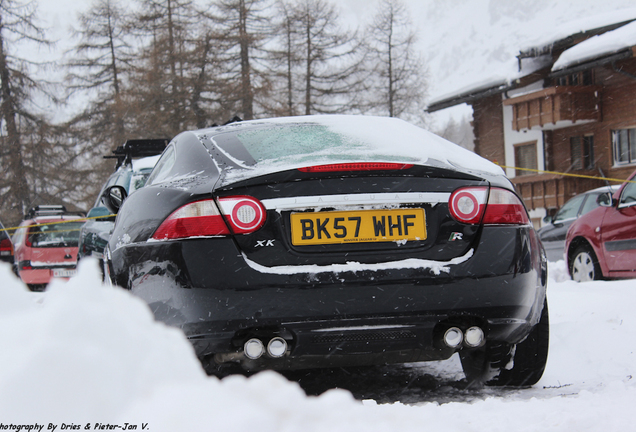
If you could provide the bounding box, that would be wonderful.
[256,240,275,247]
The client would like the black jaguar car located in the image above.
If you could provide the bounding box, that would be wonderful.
[104,115,548,387]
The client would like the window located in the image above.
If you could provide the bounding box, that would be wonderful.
[619,181,636,208]
[570,135,594,170]
[557,70,593,86]
[146,144,176,186]
[514,142,537,176]
[553,194,585,222]
[612,128,636,166]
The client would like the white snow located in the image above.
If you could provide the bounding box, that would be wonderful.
[242,249,474,276]
[131,155,162,172]
[552,20,636,71]
[422,1,636,106]
[1,258,635,431]
[205,115,504,185]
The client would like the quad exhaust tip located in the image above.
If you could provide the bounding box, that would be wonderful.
[443,327,463,348]
[267,337,288,358]
[244,338,265,359]
[464,326,485,347]
[443,326,485,348]
[244,337,289,359]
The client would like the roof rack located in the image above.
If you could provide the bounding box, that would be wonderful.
[25,205,85,220]
[104,138,169,169]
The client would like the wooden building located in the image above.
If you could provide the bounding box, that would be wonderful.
[428,19,636,228]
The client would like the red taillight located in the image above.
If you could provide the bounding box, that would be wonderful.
[152,196,266,240]
[449,187,488,224]
[482,188,530,225]
[449,187,530,225]
[152,200,230,240]
[216,196,266,234]
[298,163,413,173]
[0,238,12,252]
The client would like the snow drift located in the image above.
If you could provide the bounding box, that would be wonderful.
[0,259,635,431]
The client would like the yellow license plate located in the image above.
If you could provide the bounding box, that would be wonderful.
[291,209,426,246]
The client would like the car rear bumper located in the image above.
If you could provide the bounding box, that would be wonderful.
[109,226,547,368]
[18,267,77,284]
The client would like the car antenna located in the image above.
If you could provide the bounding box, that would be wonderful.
[597,166,612,189]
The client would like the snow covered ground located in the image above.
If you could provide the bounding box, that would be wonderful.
[1,258,634,431]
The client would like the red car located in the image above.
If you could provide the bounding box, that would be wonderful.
[566,169,636,281]
[0,220,14,265]
[12,206,85,291]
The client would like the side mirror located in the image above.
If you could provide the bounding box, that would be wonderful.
[542,215,553,224]
[596,192,613,207]
[102,185,128,214]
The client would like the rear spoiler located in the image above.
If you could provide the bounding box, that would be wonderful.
[105,138,169,169]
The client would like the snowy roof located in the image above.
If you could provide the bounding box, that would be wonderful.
[552,20,636,71]
[427,7,636,111]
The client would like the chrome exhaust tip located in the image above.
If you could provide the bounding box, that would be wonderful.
[443,327,463,348]
[464,326,485,347]
[244,338,265,359]
[267,337,288,358]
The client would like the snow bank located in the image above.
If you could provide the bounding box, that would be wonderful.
[1,259,635,431]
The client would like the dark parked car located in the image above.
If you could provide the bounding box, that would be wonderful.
[538,184,620,262]
[104,115,548,387]
[78,139,167,264]
[566,169,636,282]
[0,219,14,265]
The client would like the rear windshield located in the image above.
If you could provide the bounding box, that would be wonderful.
[214,124,414,168]
[204,116,504,185]
[27,221,84,248]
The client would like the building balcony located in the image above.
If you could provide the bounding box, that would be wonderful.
[503,85,602,131]
[511,172,605,212]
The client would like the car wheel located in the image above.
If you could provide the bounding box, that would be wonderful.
[570,245,603,282]
[460,299,549,387]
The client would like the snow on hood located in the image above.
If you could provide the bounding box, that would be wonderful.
[201,115,504,185]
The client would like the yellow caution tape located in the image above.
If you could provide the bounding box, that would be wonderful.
[494,164,636,184]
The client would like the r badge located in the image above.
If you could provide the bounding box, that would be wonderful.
[449,232,463,241]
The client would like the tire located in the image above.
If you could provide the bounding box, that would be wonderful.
[460,299,549,387]
[570,245,603,282]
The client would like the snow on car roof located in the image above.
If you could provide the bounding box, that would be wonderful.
[131,155,161,172]
[199,115,504,184]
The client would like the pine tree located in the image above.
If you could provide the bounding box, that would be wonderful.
[289,0,363,115]
[129,0,200,136]
[0,0,58,224]
[361,0,428,124]
[66,0,132,147]
[205,0,275,121]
